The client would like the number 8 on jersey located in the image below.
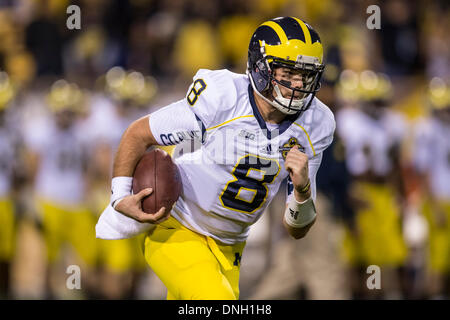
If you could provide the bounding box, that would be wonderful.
[220,155,280,214]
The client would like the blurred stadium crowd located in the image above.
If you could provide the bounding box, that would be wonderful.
[0,0,449,299]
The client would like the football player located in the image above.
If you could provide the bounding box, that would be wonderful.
[87,68,157,299]
[0,72,20,299]
[23,80,97,298]
[98,17,335,299]
[412,78,450,298]
[336,70,409,298]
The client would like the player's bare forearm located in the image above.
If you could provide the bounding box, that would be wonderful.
[113,115,157,177]
[112,115,170,223]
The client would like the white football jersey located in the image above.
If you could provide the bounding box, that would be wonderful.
[336,107,407,177]
[413,117,450,200]
[24,119,88,206]
[82,94,150,149]
[80,94,122,148]
[149,69,335,244]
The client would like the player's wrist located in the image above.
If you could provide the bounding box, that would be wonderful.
[285,194,316,228]
[295,178,310,193]
[294,179,311,202]
[111,176,133,209]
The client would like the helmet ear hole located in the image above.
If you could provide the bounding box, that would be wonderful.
[256,61,266,72]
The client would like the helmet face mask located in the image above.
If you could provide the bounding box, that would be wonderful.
[270,61,323,114]
[247,17,324,115]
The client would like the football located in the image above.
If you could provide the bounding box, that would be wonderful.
[132,148,182,214]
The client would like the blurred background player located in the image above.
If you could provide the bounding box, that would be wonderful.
[85,67,161,299]
[412,78,450,299]
[22,80,97,299]
[336,70,409,299]
[0,72,21,299]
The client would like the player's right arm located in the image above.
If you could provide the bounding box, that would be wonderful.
[112,96,207,223]
[112,115,156,177]
[112,69,233,224]
[111,115,171,224]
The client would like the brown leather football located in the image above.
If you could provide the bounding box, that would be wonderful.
[132,148,182,214]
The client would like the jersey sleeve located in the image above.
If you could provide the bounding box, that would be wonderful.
[309,102,336,156]
[149,69,239,146]
[149,99,205,146]
[184,69,237,129]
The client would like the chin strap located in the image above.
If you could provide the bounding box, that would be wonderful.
[272,83,305,114]
[247,69,302,116]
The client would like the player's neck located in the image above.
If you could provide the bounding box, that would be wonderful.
[253,92,287,124]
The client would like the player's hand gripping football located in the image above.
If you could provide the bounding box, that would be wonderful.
[284,146,311,202]
[115,188,170,224]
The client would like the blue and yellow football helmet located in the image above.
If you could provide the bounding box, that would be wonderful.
[247,17,325,115]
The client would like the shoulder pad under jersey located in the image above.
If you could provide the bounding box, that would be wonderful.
[305,98,336,157]
[185,69,238,127]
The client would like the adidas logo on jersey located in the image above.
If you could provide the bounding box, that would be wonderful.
[259,143,273,155]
